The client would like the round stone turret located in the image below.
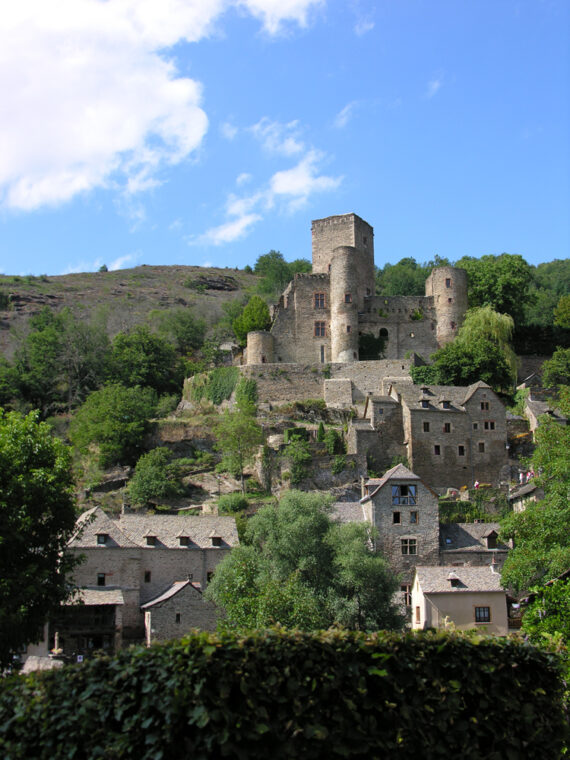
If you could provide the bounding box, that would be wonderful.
[246,331,274,365]
[424,266,468,346]
[330,246,360,362]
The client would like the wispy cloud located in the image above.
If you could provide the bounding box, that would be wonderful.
[333,101,358,129]
[425,75,443,99]
[354,18,374,35]
[198,213,263,245]
[109,253,140,271]
[236,172,253,186]
[221,122,239,140]
[0,0,323,212]
[249,118,304,156]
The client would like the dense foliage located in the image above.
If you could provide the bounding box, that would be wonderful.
[254,250,311,295]
[190,367,239,405]
[500,387,570,592]
[206,491,403,632]
[70,384,157,468]
[215,407,263,494]
[541,347,570,388]
[0,630,565,759]
[128,447,184,507]
[232,295,271,346]
[0,409,78,669]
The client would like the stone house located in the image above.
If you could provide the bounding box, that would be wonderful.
[245,213,468,366]
[439,523,509,568]
[142,579,218,644]
[411,565,508,635]
[48,507,238,658]
[508,481,544,513]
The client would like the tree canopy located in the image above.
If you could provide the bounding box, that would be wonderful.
[500,387,570,593]
[232,296,271,346]
[254,250,311,295]
[206,491,403,632]
[215,406,263,494]
[0,409,78,669]
[128,447,184,507]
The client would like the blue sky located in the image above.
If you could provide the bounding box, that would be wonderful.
[0,0,568,276]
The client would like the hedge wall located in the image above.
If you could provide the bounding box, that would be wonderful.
[0,629,566,759]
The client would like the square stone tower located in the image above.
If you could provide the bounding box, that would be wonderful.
[311,213,374,273]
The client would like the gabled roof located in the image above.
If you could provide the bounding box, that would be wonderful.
[462,381,492,404]
[440,522,508,552]
[362,463,437,503]
[414,565,504,594]
[71,588,125,606]
[141,580,202,609]
[69,507,139,549]
[391,380,497,413]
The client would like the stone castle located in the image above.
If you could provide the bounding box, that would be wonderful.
[246,212,468,365]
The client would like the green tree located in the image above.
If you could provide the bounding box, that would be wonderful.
[500,387,570,592]
[254,250,292,294]
[375,257,430,296]
[232,296,271,347]
[128,447,183,506]
[149,308,206,355]
[455,306,518,384]
[107,325,183,394]
[0,357,20,409]
[70,383,157,468]
[553,295,570,329]
[414,337,512,391]
[206,491,402,631]
[215,408,264,494]
[455,253,534,325]
[541,347,570,388]
[522,580,570,643]
[0,409,78,669]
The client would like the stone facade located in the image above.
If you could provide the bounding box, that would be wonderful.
[142,580,218,643]
[51,508,238,657]
[246,213,468,366]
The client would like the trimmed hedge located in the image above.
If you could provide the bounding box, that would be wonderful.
[0,629,566,759]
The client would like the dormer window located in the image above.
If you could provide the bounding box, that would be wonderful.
[211,536,222,547]
[146,535,157,546]
[448,573,460,588]
[96,533,108,545]
[392,485,416,505]
[179,536,191,547]
[441,401,450,409]
[421,400,429,408]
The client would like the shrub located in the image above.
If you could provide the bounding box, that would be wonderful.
[283,426,309,444]
[190,367,239,405]
[155,393,179,418]
[324,429,345,455]
[0,630,565,760]
[331,455,346,474]
[218,493,249,514]
[316,421,325,442]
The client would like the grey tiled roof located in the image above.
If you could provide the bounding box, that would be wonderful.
[415,565,504,593]
[70,507,239,549]
[362,463,428,503]
[141,580,202,609]
[331,502,368,523]
[392,380,493,413]
[509,482,540,500]
[440,522,508,552]
[72,588,125,606]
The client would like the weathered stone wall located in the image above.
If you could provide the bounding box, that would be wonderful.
[241,359,413,407]
[145,584,218,642]
[369,479,440,586]
[311,213,374,275]
[330,246,360,361]
[246,330,274,365]
[324,378,353,407]
[425,266,468,347]
[359,295,438,360]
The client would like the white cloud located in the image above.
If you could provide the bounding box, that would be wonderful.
[109,253,140,271]
[270,150,341,210]
[354,18,374,35]
[198,212,263,245]
[201,260,214,267]
[236,172,253,186]
[425,76,443,99]
[61,258,105,275]
[221,122,239,140]
[0,0,322,211]
[249,118,304,155]
[333,101,358,129]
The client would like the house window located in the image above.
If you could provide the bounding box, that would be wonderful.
[97,573,106,587]
[392,485,416,505]
[473,422,478,430]
[179,536,190,547]
[478,442,485,453]
[423,422,430,432]
[144,571,151,583]
[443,423,451,433]
[401,538,417,555]
[314,293,325,309]
[207,571,214,583]
[445,278,451,288]
[392,511,401,524]
[487,534,497,549]
[484,421,495,430]
[475,606,491,623]
[458,445,465,456]
[415,606,421,623]
[320,345,325,363]
[96,534,108,545]
[146,536,157,546]
[448,298,453,304]
[314,321,326,337]
[481,402,489,411]
[401,584,412,606]
[344,293,352,304]
[211,536,222,547]
[346,325,351,333]
[434,445,441,455]
[442,401,450,409]
[410,511,418,524]
[175,613,181,624]
[421,400,429,409]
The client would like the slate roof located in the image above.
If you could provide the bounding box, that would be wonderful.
[439,522,508,552]
[415,565,504,593]
[141,580,202,609]
[361,463,436,503]
[331,501,368,524]
[391,380,494,413]
[509,482,540,500]
[69,507,239,549]
[72,588,125,606]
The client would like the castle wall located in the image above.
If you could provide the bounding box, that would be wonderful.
[359,295,438,360]
[311,213,374,275]
[246,331,274,365]
[330,246,360,361]
[424,266,468,346]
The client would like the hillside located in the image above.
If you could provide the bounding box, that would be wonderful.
[0,265,258,356]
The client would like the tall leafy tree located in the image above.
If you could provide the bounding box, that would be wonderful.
[232,296,271,347]
[149,308,206,355]
[107,325,183,394]
[215,407,263,494]
[0,409,78,668]
[70,383,157,468]
[206,491,403,632]
[128,447,183,507]
[500,387,570,592]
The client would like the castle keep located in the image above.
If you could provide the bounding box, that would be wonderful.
[246,213,468,365]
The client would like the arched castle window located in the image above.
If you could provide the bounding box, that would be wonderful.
[379,328,388,338]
